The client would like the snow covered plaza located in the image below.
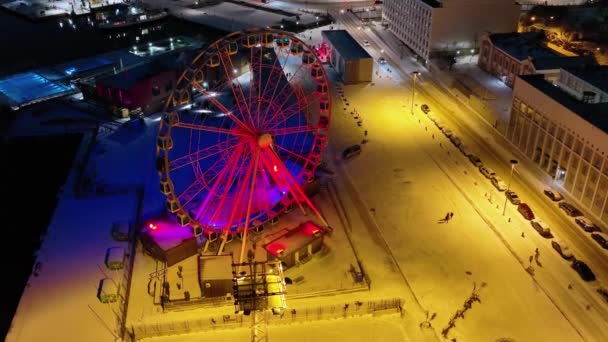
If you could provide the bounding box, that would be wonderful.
[5,3,608,342]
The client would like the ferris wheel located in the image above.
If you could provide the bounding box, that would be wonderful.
[156,28,331,259]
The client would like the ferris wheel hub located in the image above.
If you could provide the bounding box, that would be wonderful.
[257,132,273,148]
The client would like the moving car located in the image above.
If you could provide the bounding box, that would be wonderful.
[518,203,534,220]
[363,40,370,46]
[575,216,599,232]
[378,57,386,64]
[559,201,583,217]
[421,104,430,113]
[543,189,563,201]
[342,144,362,159]
[491,176,507,191]
[469,154,483,167]
[571,259,596,281]
[551,239,574,259]
[479,165,496,178]
[531,219,552,237]
[591,232,608,249]
[505,190,520,205]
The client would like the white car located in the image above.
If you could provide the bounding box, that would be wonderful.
[479,165,496,178]
[435,120,445,129]
[442,128,453,137]
[378,57,386,64]
[531,219,552,237]
[491,176,507,191]
[551,238,574,259]
[363,40,370,46]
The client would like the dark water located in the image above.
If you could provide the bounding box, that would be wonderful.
[0,8,227,339]
[0,7,226,77]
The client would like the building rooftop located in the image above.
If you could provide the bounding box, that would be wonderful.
[420,0,442,8]
[97,55,178,90]
[531,56,596,71]
[520,74,608,133]
[490,32,559,61]
[563,65,608,92]
[321,30,372,61]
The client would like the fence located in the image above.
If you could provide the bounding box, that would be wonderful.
[131,298,402,340]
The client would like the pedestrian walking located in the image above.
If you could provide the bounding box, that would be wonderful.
[432,134,434,139]
[535,248,539,256]
[449,212,454,219]
[529,255,533,263]
[364,130,368,137]
[444,212,450,222]
[521,232,525,238]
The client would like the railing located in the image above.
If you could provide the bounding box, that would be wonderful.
[131,298,402,340]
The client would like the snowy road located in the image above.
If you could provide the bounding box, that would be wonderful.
[325,9,608,341]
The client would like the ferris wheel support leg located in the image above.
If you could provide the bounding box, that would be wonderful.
[217,233,229,255]
[267,149,329,227]
[239,149,260,265]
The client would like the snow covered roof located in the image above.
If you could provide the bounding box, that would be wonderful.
[321,30,372,61]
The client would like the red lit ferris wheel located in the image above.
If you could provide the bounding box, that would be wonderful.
[156,28,330,259]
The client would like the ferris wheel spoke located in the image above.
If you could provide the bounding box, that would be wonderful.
[177,154,227,206]
[194,143,246,221]
[264,148,328,226]
[217,50,255,129]
[263,84,309,131]
[273,143,316,166]
[191,79,253,134]
[170,138,238,171]
[175,122,246,137]
[269,125,316,137]
[260,57,306,128]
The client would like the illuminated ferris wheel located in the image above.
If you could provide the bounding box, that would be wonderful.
[156,28,331,257]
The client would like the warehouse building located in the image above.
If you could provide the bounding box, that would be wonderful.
[321,30,372,84]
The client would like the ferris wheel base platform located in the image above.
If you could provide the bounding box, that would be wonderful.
[140,214,200,267]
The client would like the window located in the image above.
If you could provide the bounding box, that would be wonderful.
[592,153,603,170]
[583,146,593,162]
[152,86,161,96]
[557,127,565,142]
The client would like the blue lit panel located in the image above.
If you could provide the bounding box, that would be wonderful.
[0,72,73,107]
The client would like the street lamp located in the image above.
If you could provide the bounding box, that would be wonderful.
[410,71,421,115]
[502,159,519,216]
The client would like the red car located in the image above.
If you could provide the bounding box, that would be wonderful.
[518,203,534,220]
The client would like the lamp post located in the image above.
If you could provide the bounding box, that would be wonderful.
[503,159,519,216]
[410,71,420,115]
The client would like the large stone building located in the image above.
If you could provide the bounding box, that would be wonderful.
[382,0,520,63]
[507,66,608,223]
[478,32,596,87]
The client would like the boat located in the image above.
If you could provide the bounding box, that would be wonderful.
[97,6,169,30]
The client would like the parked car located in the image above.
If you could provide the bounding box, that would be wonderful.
[459,144,471,157]
[543,189,563,201]
[449,136,462,147]
[518,203,535,220]
[551,239,574,259]
[597,287,608,303]
[442,128,453,137]
[591,232,608,249]
[435,120,445,129]
[342,144,362,159]
[571,259,596,281]
[421,104,430,113]
[531,219,552,237]
[559,201,583,217]
[378,57,386,64]
[505,190,520,205]
[491,176,507,191]
[479,165,496,178]
[574,216,599,232]
[469,154,483,167]
[427,113,436,122]
[363,40,370,46]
